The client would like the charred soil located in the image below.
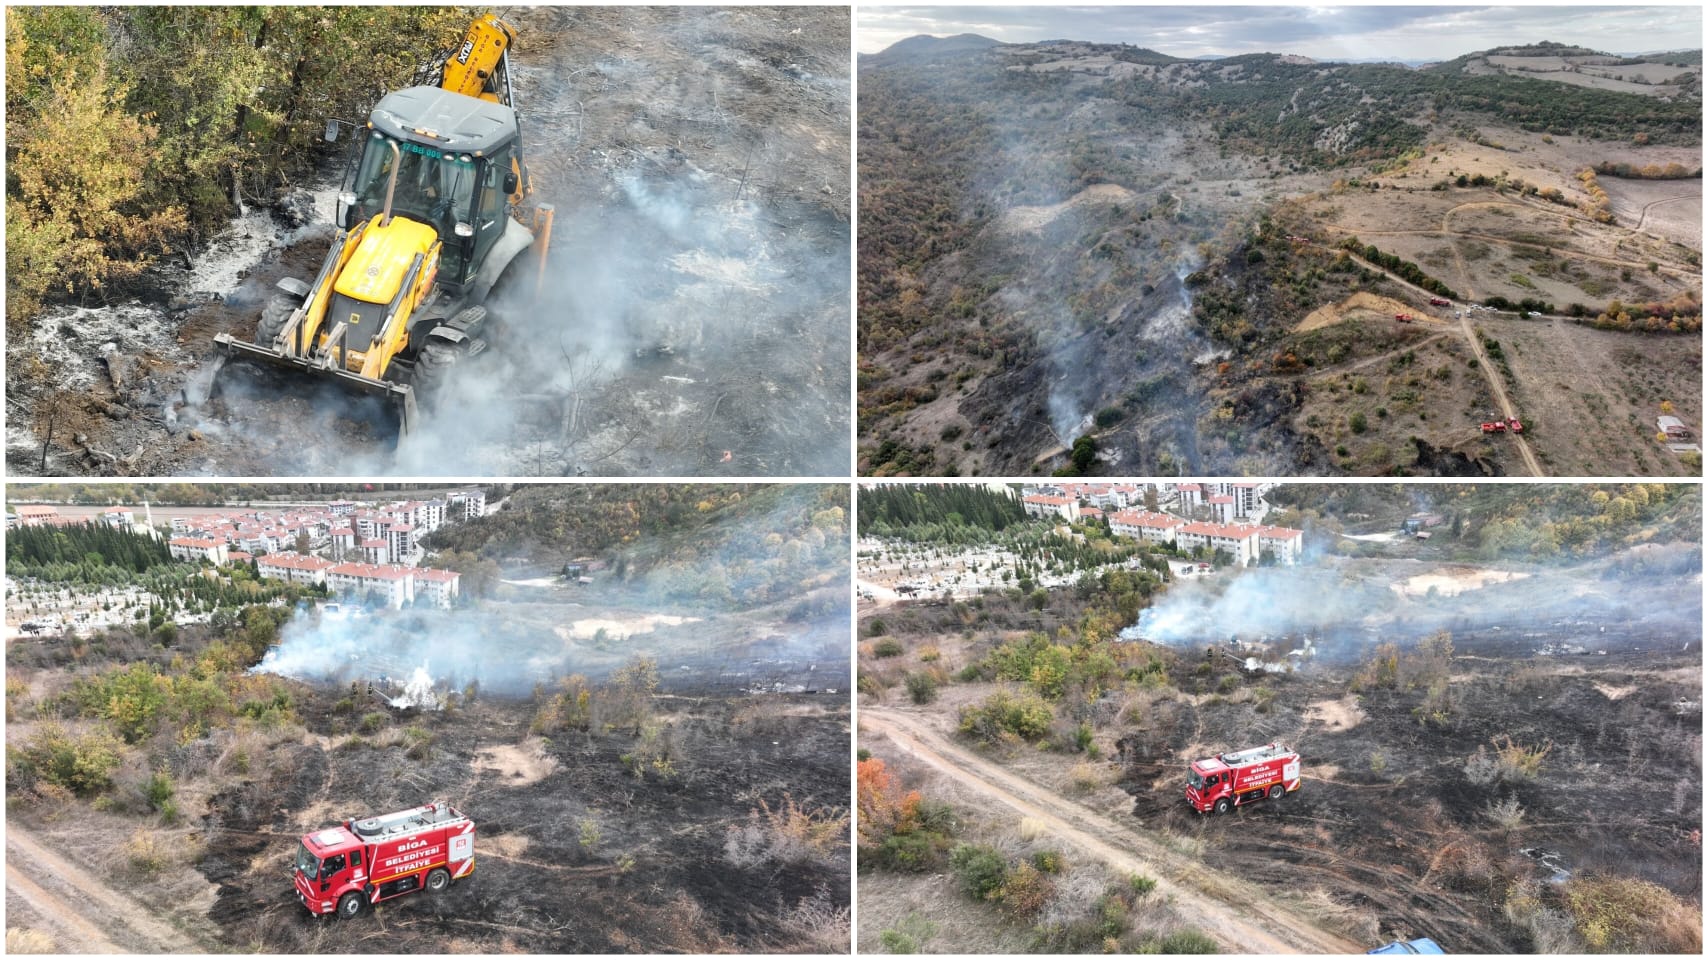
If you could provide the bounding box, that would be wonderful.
[192,691,849,952]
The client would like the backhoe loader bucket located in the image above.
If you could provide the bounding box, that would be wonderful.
[212,332,420,440]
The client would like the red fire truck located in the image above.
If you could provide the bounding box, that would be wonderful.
[294,801,475,918]
[1186,742,1301,814]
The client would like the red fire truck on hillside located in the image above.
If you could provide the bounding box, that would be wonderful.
[294,801,475,918]
[1186,742,1301,814]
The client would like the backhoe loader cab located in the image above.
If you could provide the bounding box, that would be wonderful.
[340,87,526,297]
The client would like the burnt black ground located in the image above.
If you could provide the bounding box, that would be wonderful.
[196,691,849,952]
[1115,645,1701,952]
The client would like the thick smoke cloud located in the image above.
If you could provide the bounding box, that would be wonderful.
[254,608,578,696]
[1120,567,1388,645]
[1120,559,1702,662]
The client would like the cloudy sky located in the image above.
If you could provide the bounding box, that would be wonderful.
[857,5,1704,61]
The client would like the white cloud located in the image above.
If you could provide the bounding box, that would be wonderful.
[857,5,1704,60]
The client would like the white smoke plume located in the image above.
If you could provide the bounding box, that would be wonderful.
[1118,568,1385,645]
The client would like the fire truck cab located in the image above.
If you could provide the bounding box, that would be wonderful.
[1186,742,1300,814]
[294,801,475,918]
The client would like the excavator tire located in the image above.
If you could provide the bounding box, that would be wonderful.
[414,340,464,392]
[257,293,298,345]
[413,306,488,392]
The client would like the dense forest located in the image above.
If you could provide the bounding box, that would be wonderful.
[857,484,1026,537]
[6,523,170,573]
[5,6,467,328]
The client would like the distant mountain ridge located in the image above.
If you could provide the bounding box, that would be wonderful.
[863,33,1003,66]
[868,33,1699,72]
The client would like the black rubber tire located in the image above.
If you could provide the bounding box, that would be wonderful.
[413,341,464,392]
[257,293,297,344]
[1213,797,1232,815]
[426,868,451,893]
[337,892,363,919]
[1269,784,1285,801]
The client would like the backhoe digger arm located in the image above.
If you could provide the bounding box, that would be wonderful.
[441,14,517,104]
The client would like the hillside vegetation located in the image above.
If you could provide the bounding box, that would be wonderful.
[5,7,465,328]
[858,37,1703,478]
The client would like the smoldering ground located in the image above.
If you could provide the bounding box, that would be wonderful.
[6,7,849,478]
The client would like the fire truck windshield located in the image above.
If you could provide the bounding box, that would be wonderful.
[296,842,322,880]
[1188,770,1205,790]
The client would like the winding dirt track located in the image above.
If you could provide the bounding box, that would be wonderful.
[862,708,1361,954]
[1635,193,1701,233]
[1315,242,1544,476]
[6,825,205,953]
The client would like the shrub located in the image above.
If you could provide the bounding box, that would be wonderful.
[358,711,389,734]
[402,725,434,760]
[143,770,174,813]
[7,723,124,796]
[726,795,848,869]
[1562,875,1701,952]
[124,828,167,876]
[873,832,943,872]
[948,843,1007,900]
[873,638,904,658]
[75,662,165,743]
[1070,760,1105,793]
[958,690,1054,742]
[879,915,936,954]
[1129,873,1157,896]
[904,672,938,705]
[6,676,30,722]
[1483,795,1525,830]
[880,928,919,953]
[1158,929,1219,953]
[1491,734,1552,781]
[995,861,1054,919]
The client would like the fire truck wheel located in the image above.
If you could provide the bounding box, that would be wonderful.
[1213,797,1231,815]
[337,892,364,919]
[427,868,451,893]
[1269,784,1285,801]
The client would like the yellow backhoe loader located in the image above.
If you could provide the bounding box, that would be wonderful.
[214,14,554,438]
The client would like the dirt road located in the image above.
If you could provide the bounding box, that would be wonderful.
[1452,313,1542,476]
[6,826,206,953]
[1316,242,1544,476]
[1635,193,1701,233]
[861,708,1361,955]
